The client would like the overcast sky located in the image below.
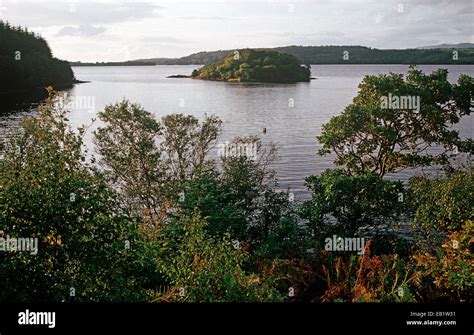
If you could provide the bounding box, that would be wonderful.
[0,0,472,62]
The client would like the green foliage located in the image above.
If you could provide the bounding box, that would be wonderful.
[409,168,474,241]
[0,89,147,302]
[176,169,247,239]
[303,169,406,237]
[0,21,75,92]
[177,137,307,260]
[94,100,167,217]
[318,66,474,176]
[192,49,311,83]
[255,216,308,260]
[153,212,283,302]
[218,140,285,244]
[161,113,222,181]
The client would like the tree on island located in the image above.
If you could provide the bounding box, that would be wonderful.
[191,49,311,83]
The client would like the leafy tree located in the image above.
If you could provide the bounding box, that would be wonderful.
[176,169,247,239]
[94,101,222,219]
[161,113,222,182]
[179,169,305,260]
[318,67,474,176]
[94,100,168,219]
[215,137,304,258]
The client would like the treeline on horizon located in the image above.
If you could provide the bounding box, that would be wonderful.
[0,21,75,93]
[125,45,474,66]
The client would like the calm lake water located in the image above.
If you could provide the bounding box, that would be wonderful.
[1,65,473,199]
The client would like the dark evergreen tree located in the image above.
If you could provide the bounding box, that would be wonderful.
[0,21,75,92]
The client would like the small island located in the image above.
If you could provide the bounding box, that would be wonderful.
[190,49,311,83]
[166,74,191,78]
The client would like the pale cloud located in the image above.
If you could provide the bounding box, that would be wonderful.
[56,24,106,37]
[0,1,162,26]
[178,16,238,21]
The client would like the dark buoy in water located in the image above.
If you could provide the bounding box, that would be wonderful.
[263,127,267,134]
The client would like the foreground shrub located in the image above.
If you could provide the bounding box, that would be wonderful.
[320,247,417,303]
[178,144,306,260]
[152,212,283,302]
[409,168,474,244]
[303,169,406,239]
[265,242,417,302]
[413,220,473,302]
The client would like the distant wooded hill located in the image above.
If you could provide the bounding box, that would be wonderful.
[417,43,474,49]
[0,21,75,93]
[133,45,474,65]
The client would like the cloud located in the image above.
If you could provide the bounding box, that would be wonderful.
[1,1,161,27]
[178,16,238,21]
[56,25,106,37]
[140,36,191,45]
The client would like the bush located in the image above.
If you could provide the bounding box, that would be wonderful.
[152,212,283,302]
[93,99,167,218]
[303,169,406,238]
[321,246,417,302]
[177,137,306,260]
[263,242,417,302]
[409,168,474,241]
[413,220,474,302]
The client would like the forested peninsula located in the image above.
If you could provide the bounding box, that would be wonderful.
[0,21,75,93]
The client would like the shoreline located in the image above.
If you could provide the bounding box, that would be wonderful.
[0,80,88,96]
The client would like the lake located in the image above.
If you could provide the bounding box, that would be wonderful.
[1,64,473,199]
